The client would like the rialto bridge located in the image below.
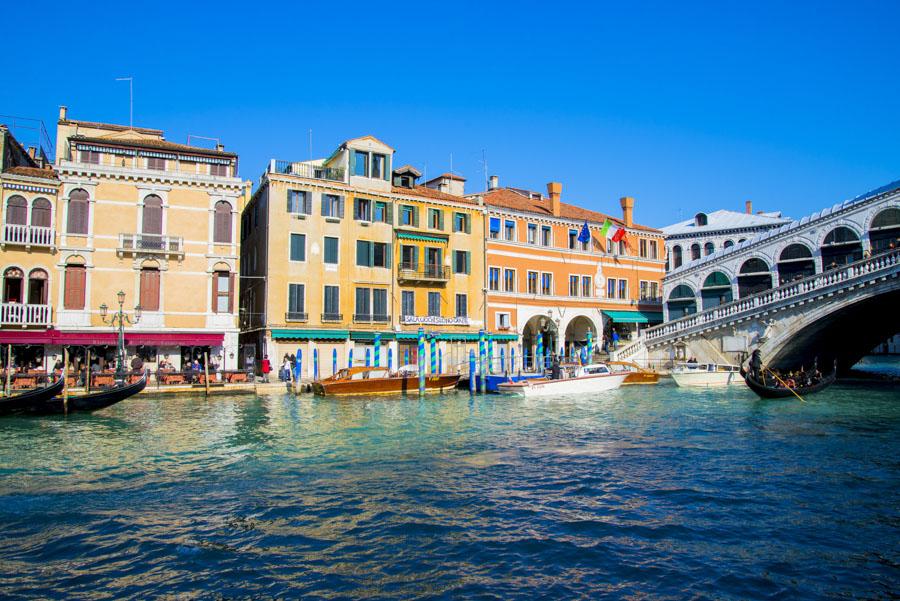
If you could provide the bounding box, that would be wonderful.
[614,179,900,371]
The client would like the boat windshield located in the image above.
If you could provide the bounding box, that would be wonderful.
[581,365,610,375]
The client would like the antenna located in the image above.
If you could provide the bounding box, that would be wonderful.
[449,152,453,176]
[480,149,488,191]
[308,128,313,160]
[115,77,133,129]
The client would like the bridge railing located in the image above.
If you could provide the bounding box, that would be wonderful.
[644,249,900,346]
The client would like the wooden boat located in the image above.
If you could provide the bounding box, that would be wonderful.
[312,366,460,396]
[497,363,628,397]
[670,362,741,387]
[25,372,148,415]
[741,365,837,399]
[0,377,65,416]
[607,361,659,385]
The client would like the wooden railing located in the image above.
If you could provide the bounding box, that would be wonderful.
[2,224,54,247]
[0,303,51,326]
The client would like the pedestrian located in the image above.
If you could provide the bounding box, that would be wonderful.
[261,354,272,383]
[281,356,291,382]
[612,329,620,350]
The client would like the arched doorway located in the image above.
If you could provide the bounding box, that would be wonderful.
[737,258,772,298]
[777,243,815,284]
[821,226,862,269]
[563,315,597,361]
[667,284,697,319]
[522,314,558,370]
[701,271,733,310]
[869,208,900,255]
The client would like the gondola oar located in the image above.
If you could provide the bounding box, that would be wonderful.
[764,366,806,402]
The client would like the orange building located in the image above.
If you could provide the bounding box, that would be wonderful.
[471,179,664,366]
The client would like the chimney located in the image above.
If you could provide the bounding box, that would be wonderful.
[27,146,37,159]
[547,182,562,217]
[620,196,634,228]
[745,200,752,214]
[216,143,225,152]
[58,106,68,121]
[488,175,499,190]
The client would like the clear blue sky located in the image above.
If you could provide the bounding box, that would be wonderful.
[3,0,898,227]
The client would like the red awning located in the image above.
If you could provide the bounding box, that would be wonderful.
[0,329,224,347]
[51,332,118,345]
[125,332,224,346]
[0,330,56,344]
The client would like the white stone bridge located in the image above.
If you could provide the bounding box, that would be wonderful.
[615,180,900,372]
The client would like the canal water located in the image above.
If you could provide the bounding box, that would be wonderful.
[0,378,898,598]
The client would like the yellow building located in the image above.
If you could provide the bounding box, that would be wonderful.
[240,135,498,378]
[1,106,251,373]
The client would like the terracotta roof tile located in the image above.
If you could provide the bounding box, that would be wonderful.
[71,135,237,158]
[61,119,163,136]
[4,166,59,181]
[391,185,476,204]
[426,172,466,183]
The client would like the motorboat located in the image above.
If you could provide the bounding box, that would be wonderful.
[670,362,741,387]
[607,361,660,385]
[460,371,546,393]
[312,366,460,396]
[496,363,627,397]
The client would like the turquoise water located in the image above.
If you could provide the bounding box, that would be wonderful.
[1,381,899,599]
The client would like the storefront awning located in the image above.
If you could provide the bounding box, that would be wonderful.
[602,310,663,324]
[272,328,349,341]
[0,329,225,346]
[395,231,448,244]
[125,332,224,346]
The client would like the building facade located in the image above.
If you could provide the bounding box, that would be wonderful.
[472,178,666,366]
[0,107,250,373]
[240,136,496,378]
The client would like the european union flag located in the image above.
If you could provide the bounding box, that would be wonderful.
[577,221,591,244]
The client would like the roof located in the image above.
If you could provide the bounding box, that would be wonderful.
[475,188,660,233]
[391,185,476,205]
[341,135,394,151]
[393,164,421,177]
[662,209,791,236]
[426,172,466,183]
[70,135,237,158]
[60,119,163,136]
[3,166,59,181]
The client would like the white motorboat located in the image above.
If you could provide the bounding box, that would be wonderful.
[670,362,741,387]
[496,363,628,397]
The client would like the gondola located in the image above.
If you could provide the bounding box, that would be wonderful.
[0,377,65,416]
[741,365,837,399]
[25,371,148,415]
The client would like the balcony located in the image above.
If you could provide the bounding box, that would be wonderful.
[272,160,345,182]
[321,312,343,323]
[1,303,50,326]
[398,263,450,283]
[118,233,184,259]
[2,224,55,249]
[285,311,308,322]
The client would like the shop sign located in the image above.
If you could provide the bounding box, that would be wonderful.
[401,315,470,326]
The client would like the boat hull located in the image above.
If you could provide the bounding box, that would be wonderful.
[622,372,660,385]
[670,371,740,387]
[26,374,148,415]
[460,373,546,393]
[741,369,837,398]
[497,373,628,397]
[0,378,65,416]
[313,374,460,396]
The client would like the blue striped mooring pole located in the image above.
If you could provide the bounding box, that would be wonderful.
[313,348,319,380]
[478,330,487,393]
[374,333,381,367]
[468,350,476,394]
[332,348,337,375]
[417,328,426,395]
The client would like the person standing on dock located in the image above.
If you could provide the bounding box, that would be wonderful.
[261,355,272,383]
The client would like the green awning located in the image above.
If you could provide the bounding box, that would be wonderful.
[602,310,663,324]
[271,328,349,341]
[395,231,448,243]
[350,331,397,341]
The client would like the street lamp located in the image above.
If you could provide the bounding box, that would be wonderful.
[99,290,141,380]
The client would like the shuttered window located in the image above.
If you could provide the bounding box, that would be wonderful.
[373,289,387,319]
[63,265,86,309]
[288,283,305,314]
[142,195,163,235]
[214,201,232,243]
[355,287,371,319]
[323,286,340,316]
[5,195,27,225]
[212,271,233,313]
[324,237,339,264]
[401,290,415,317]
[140,268,161,311]
[31,198,52,227]
[290,233,306,261]
[67,189,90,234]
[321,194,344,218]
[427,292,441,317]
[453,250,470,274]
[455,294,467,318]
[287,190,311,215]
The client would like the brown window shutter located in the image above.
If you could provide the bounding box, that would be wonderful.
[211,273,218,313]
[142,196,163,235]
[31,199,52,227]
[64,266,86,309]
[214,201,232,243]
[228,273,235,313]
[141,269,160,311]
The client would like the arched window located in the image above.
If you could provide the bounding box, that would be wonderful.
[214,200,232,244]
[140,264,161,311]
[869,208,900,255]
[31,198,52,228]
[823,226,859,245]
[700,271,733,310]
[666,284,697,319]
[672,245,683,269]
[777,243,815,284]
[212,265,234,314]
[738,238,746,244]
[821,226,862,268]
[3,267,24,303]
[27,269,48,305]
[737,258,772,298]
[694,212,708,226]
[67,189,90,235]
[704,242,715,256]
[142,195,163,236]
[5,195,27,225]
[63,261,86,310]
[723,240,734,248]
[690,243,701,261]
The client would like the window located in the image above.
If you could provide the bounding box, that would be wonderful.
[723,240,734,249]
[355,288,371,320]
[503,268,516,292]
[569,275,579,296]
[649,240,658,259]
[489,217,500,239]
[142,195,163,235]
[618,279,628,299]
[619,240,627,255]
[27,269,48,305]
[399,205,417,226]
[704,242,715,256]
[80,150,100,164]
[288,283,305,319]
[498,313,511,329]
[640,280,649,300]
[672,245,683,268]
[372,154,386,179]
[541,272,553,295]
[454,212,470,233]
[323,286,340,319]
[290,233,306,261]
[373,201,390,223]
[581,276,592,298]
[455,294,467,318]
[30,198,51,228]
[210,163,229,177]
[354,197,372,221]
[527,223,537,244]
[504,220,515,241]
[568,229,578,250]
[140,267,160,311]
[489,267,500,291]
[321,194,344,218]
[373,242,388,268]
[5,195,26,225]
[287,190,311,214]
[67,189,90,235]
[691,243,701,260]
[354,151,369,177]
[147,157,166,170]
[356,241,390,268]
[639,239,648,258]
[356,241,371,266]
[607,278,616,298]
[426,208,441,229]
[213,271,233,313]
[428,292,441,317]
[373,289,388,321]
[324,237,339,264]
[214,200,232,243]
[402,290,415,317]
[401,245,418,269]
[453,250,470,274]
[541,225,552,246]
[527,271,538,294]
[63,264,86,309]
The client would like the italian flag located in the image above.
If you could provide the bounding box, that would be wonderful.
[600,218,627,243]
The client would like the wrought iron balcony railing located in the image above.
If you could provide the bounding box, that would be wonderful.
[398,263,450,282]
[118,233,184,257]
[272,160,345,182]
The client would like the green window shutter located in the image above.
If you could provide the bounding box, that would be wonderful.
[438,210,444,230]
[412,246,419,267]
[386,202,393,225]
[350,150,357,175]
[338,196,345,218]
[386,242,392,268]
[465,251,471,274]
[465,214,471,234]
[413,207,419,227]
